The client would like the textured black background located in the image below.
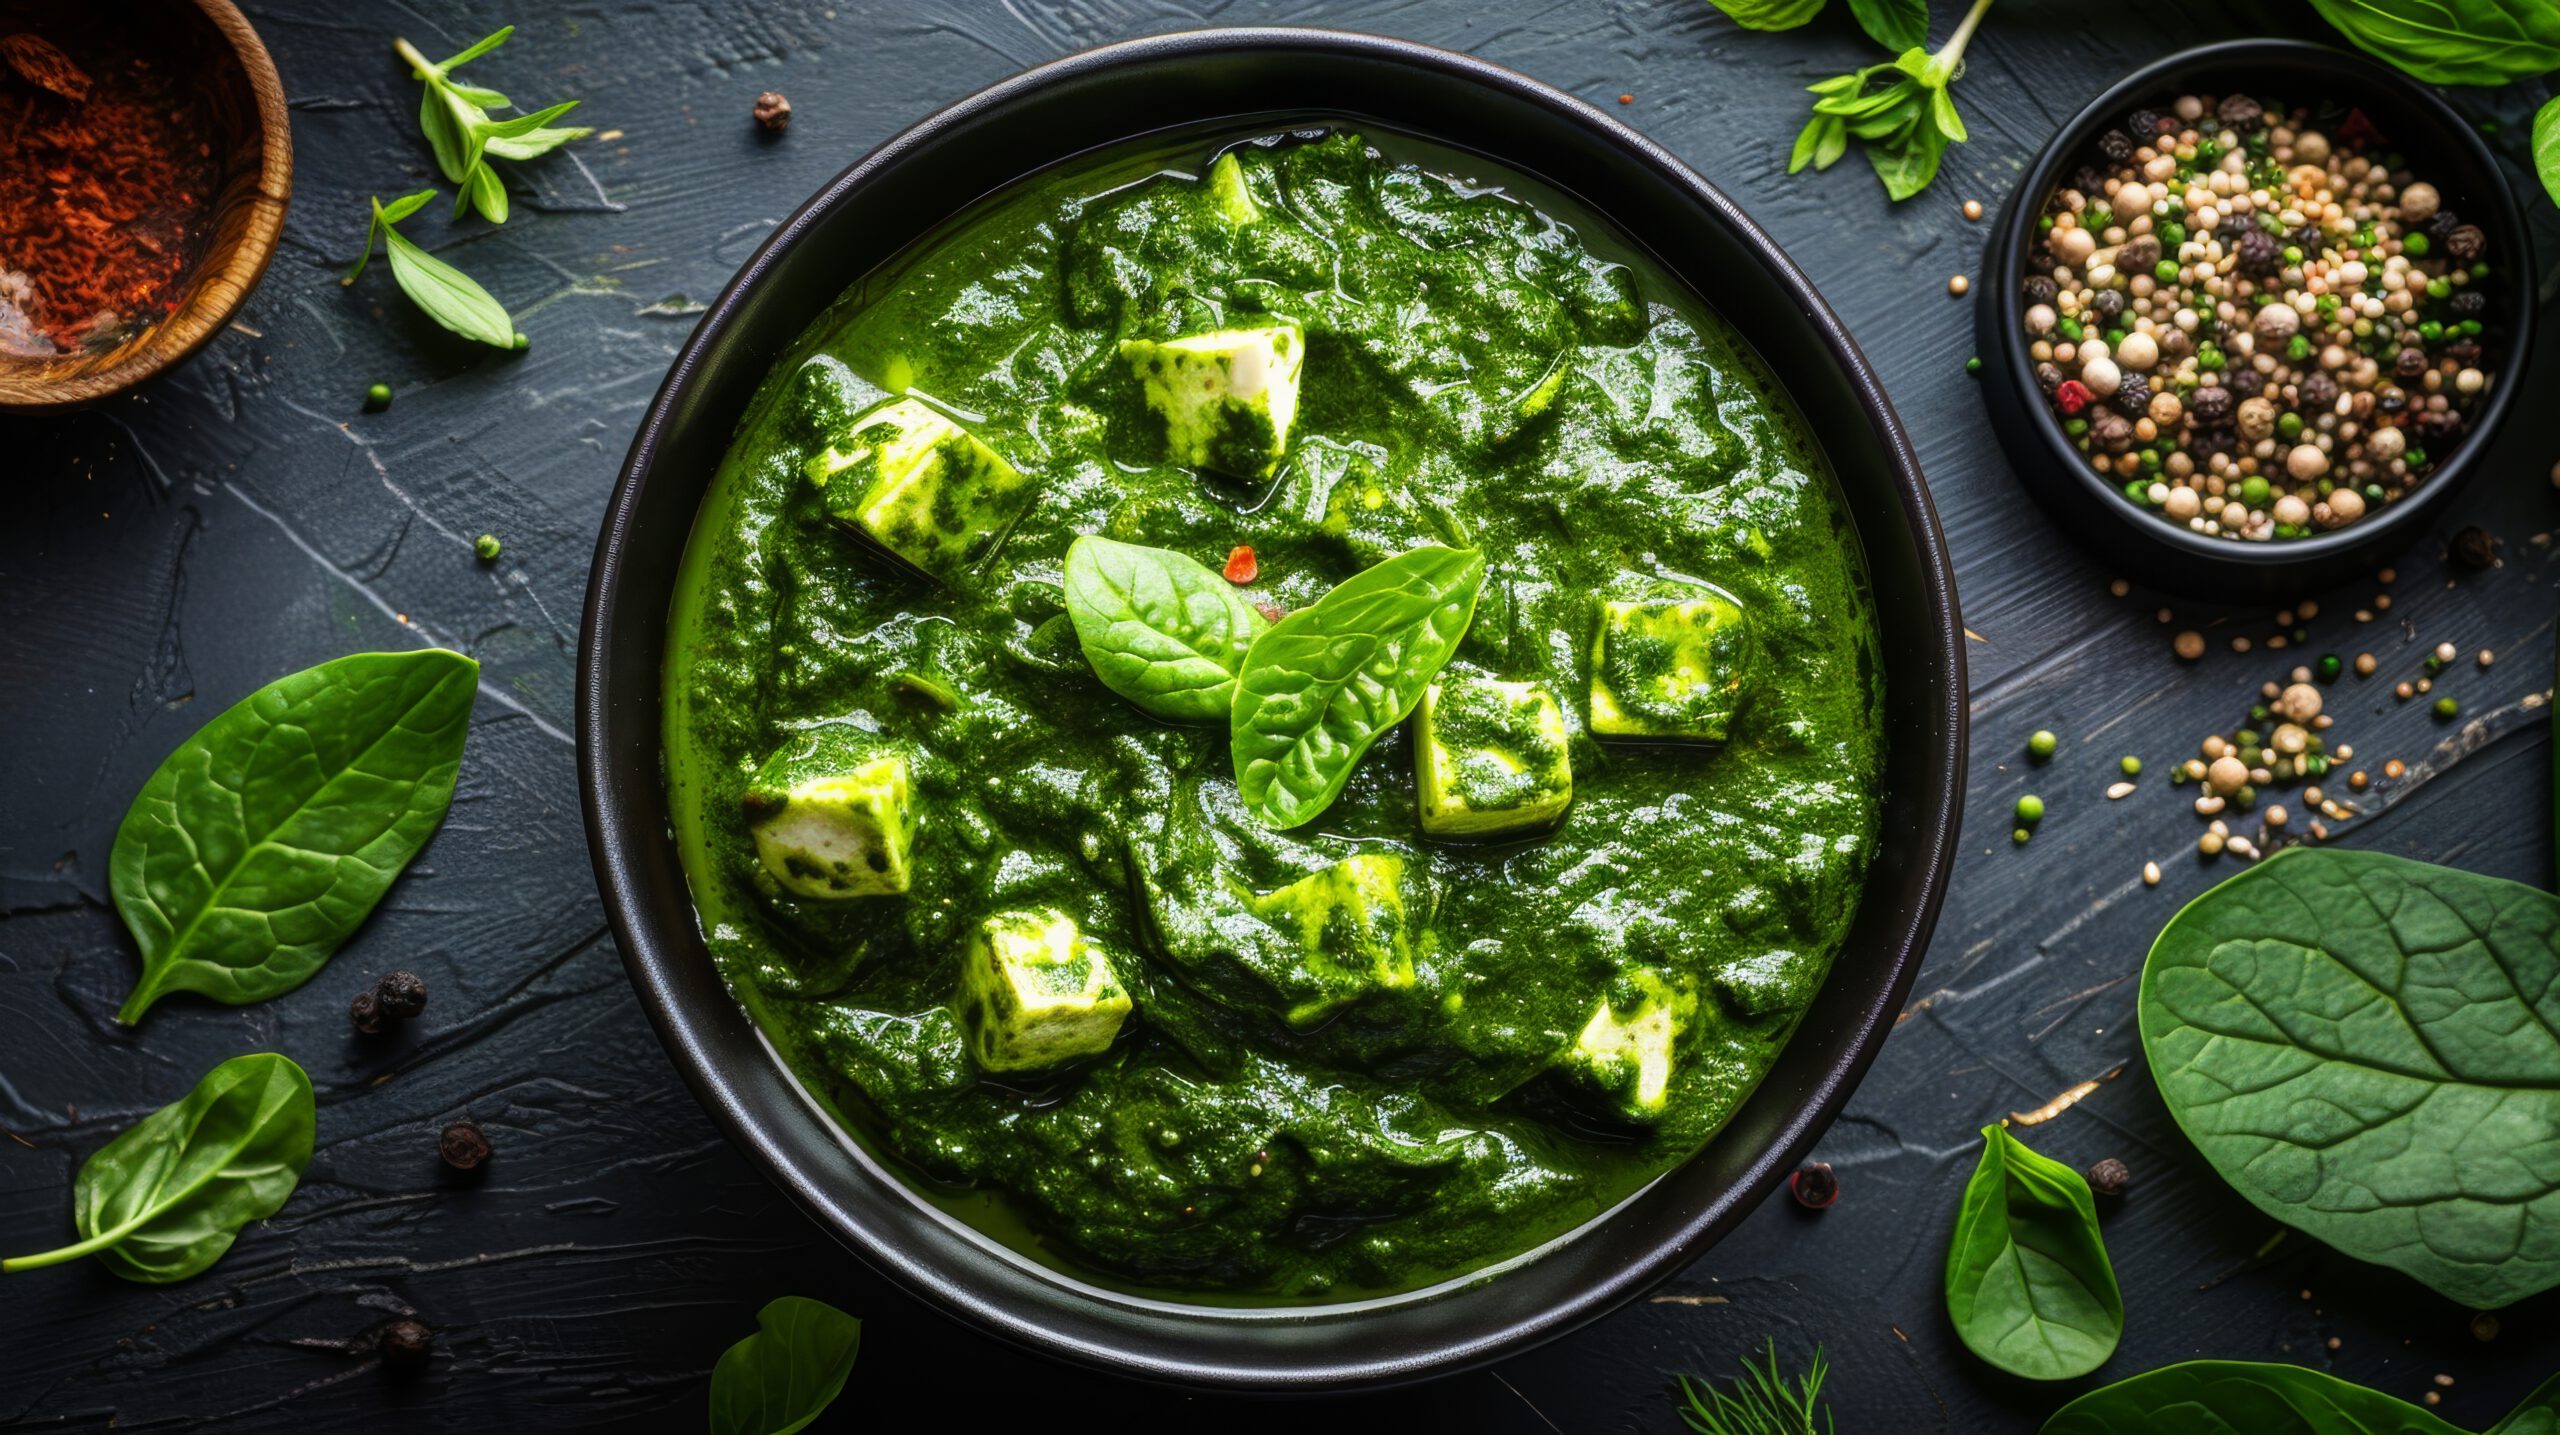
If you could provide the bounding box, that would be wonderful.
[4,1,2557,1429]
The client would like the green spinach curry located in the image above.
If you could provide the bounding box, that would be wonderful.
[663,129,1886,1300]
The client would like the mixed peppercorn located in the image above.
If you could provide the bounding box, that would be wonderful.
[2021,93,2496,541]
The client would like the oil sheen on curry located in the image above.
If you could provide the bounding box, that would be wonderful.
[663,130,1886,1299]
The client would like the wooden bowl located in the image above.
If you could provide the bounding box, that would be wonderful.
[0,0,290,413]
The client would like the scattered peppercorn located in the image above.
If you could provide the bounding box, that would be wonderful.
[376,969,428,1019]
[2449,525,2497,569]
[2085,1157,2131,1197]
[752,90,792,133]
[364,382,392,411]
[2433,696,2459,719]
[474,533,501,561]
[2027,730,2057,761]
[348,988,384,1035]
[378,1319,434,1370]
[440,1119,492,1172]
[1788,1161,1839,1209]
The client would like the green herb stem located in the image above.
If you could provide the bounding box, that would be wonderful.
[2,1214,149,1273]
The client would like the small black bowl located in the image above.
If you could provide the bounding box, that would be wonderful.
[580,28,1966,1392]
[1977,39,2536,600]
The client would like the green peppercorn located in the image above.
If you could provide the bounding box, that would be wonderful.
[2027,730,2057,761]
[2301,754,2329,778]
[1966,356,1982,375]
[2234,785,2257,808]
[2403,231,2431,257]
[2241,476,2271,507]
[2120,755,2142,777]
[2317,654,2341,682]
[474,534,501,561]
[2154,259,2180,284]
[2160,222,2186,245]
[2015,794,2045,824]
[2434,696,2459,719]
[2426,277,2452,300]
[2236,729,2261,748]
[2057,316,2085,341]
[2013,828,2032,845]
[364,382,392,411]
[2277,412,2304,440]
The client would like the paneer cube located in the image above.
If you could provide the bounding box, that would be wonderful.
[1588,585,1757,742]
[1250,853,1419,1026]
[805,397,1033,585]
[1415,677,1572,838]
[1563,970,1695,1123]
[1206,151,1260,226]
[1119,324,1305,480]
[958,908,1133,1073]
[741,729,915,900]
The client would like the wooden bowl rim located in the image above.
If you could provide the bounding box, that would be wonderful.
[0,0,293,413]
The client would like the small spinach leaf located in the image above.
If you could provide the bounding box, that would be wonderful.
[2040,1359,2560,1434]
[1846,0,1928,50]
[1062,535,1267,723]
[2,1053,315,1283]
[1945,1124,2123,1380]
[2308,0,2560,86]
[113,649,479,1023]
[708,1296,862,1435]
[1231,545,1484,829]
[2493,1374,2560,1435]
[1704,0,1827,29]
[2537,98,2560,233]
[2141,847,2560,1309]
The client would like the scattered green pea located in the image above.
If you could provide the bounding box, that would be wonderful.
[364,382,392,411]
[2403,231,2431,257]
[474,534,502,561]
[2013,827,2032,845]
[2027,730,2057,761]
[2015,794,2045,825]
[2316,654,2341,682]
[1966,356,1982,376]
[2119,755,2141,777]
[2434,696,2459,719]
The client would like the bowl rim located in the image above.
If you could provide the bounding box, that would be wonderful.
[1978,37,2535,577]
[580,25,1966,1390]
[0,0,292,414]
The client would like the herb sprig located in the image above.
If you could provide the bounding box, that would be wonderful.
[1676,1340,1836,1435]
[393,27,590,224]
[347,193,517,348]
[1789,0,1993,201]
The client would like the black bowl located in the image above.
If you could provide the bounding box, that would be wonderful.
[1976,39,2536,600]
[579,27,1965,1392]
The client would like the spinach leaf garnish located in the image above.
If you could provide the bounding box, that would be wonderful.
[2307,0,2560,86]
[1944,1124,2123,1380]
[2045,1360,2560,1434]
[1062,535,1267,723]
[2539,99,2560,244]
[113,649,479,1023]
[2,1054,314,1283]
[1230,544,1484,829]
[2141,847,2560,1310]
[708,1296,862,1435]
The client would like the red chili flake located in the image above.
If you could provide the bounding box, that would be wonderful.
[2054,379,2093,416]
[1223,545,1258,584]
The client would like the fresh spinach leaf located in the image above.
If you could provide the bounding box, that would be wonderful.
[1704,0,1827,29]
[2141,847,2560,1309]
[347,194,517,349]
[2307,0,2560,86]
[1231,545,1484,829]
[1062,535,1267,723]
[1846,0,1928,49]
[113,649,479,1023]
[2493,1375,2560,1435]
[708,1296,862,1435]
[2536,97,2560,225]
[2,1053,314,1283]
[1945,1124,2123,1380]
[2043,1359,2560,1434]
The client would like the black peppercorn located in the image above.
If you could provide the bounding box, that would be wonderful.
[2033,361,2064,394]
[2427,208,2462,240]
[2089,288,2125,322]
[2187,384,2232,425]
[2297,371,2339,410]
[2236,226,2280,275]
[2071,164,2105,197]
[2445,338,2482,367]
[2085,1158,2131,1197]
[2022,274,2057,308]
[2124,108,2164,140]
[2449,526,2497,570]
[2448,289,2485,316]
[2376,386,2408,415]
[2215,93,2263,127]
[375,970,428,1020]
[379,1319,433,1369]
[2090,411,2135,453]
[2395,346,2431,380]
[2445,224,2485,262]
[440,1119,492,1171]
[752,90,791,133]
[2115,234,2159,271]
[2227,368,2262,399]
[349,989,383,1035]
[1788,1161,1839,1210]
[2111,373,2152,417]
[2098,129,2134,162]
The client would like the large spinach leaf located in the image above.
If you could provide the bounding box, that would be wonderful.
[1062,535,1266,723]
[1944,1124,2123,1380]
[2537,98,2560,220]
[1,1053,315,1283]
[2047,1360,2560,1434]
[2141,847,2560,1309]
[2307,0,2560,86]
[708,1296,862,1435]
[113,649,479,1023]
[1230,545,1483,829]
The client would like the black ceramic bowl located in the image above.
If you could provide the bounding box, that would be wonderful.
[1977,39,2535,600]
[579,28,1964,1391]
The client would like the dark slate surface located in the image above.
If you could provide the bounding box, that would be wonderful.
[4,2,2555,1429]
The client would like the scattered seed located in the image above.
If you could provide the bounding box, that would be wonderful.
[2228,836,2262,859]
[2015,794,2045,824]
[364,382,392,411]
[2084,1158,2131,1196]
[439,1119,491,1171]
[2199,831,2226,855]
[753,90,792,132]
[2434,696,2459,719]
[2232,636,2252,653]
[2478,648,2494,668]
[2384,759,2406,779]
[1962,198,1984,221]
[2196,795,2226,816]
[2107,781,2136,799]
[2354,653,2376,676]
[474,534,501,561]
[2143,861,2161,885]
[2109,578,2130,597]
[2027,730,2057,760]
[1948,274,1970,296]
[2120,755,2142,776]
[2266,805,2288,827]
[2174,630,2206,660]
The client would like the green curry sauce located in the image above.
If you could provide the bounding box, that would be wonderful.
[662,129,1886,1300]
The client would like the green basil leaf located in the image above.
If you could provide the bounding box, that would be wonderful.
[708,1296,862,1435]
[1788,112,1834,174]
[1,1054,314,1283]
[1945,1124,2123,1380]
[383,224,516,347]
[2308,0,2560,85]
[1703,0,1827,28]
[1231,545,1484,829]
[1813,114,1849,169]
[458,161,508,224]
[1869,120,1948,201]
[2141,847,2560,1309]
[1931,83,1968,143]
[2535,96,2560,222]
[1846,0,1927,50]
[112,650,479,1023]
[1063,535,1267,723]
[2044,1359,2472,1434]
[1815,78,1916,119]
